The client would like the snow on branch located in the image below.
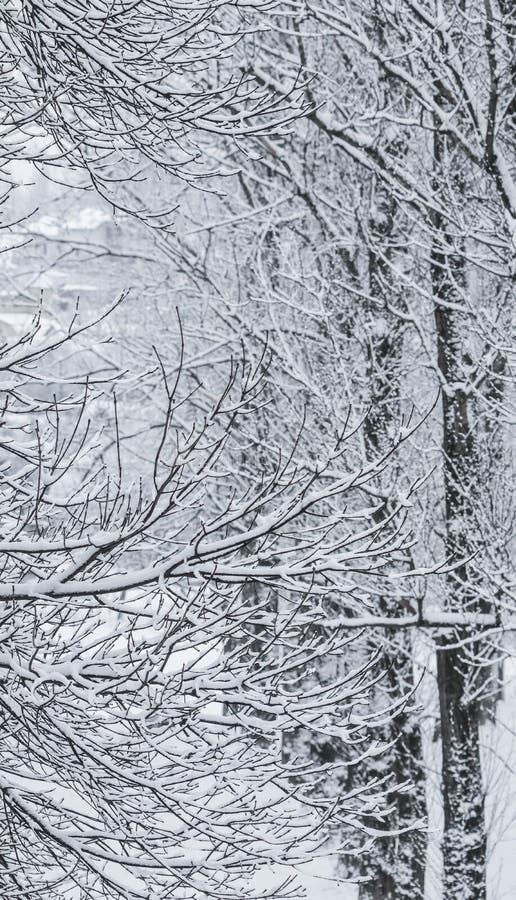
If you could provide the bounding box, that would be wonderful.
[0,0,307,219]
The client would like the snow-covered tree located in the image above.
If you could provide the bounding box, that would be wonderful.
[2,2,514,897]
[0,303,440,898]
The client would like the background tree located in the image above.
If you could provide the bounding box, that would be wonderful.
[155,1,515,896]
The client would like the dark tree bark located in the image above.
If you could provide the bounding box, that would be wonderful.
[358,643,427,900]
[358,188,427,900]
[431,129,487,900]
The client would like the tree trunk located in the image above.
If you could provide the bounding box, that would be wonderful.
[357,188,427,900]
[431,127,487,897]
[436,636,486,900]
[432,337,487,899]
